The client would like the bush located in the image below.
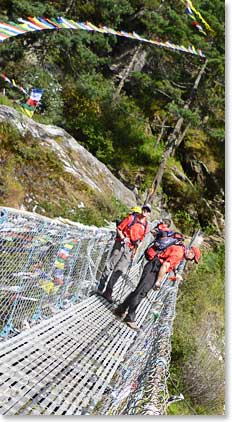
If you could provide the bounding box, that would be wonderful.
[0,95,15,107]
[169,243,225,415]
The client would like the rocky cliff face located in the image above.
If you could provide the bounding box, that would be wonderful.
[0,105,136,217]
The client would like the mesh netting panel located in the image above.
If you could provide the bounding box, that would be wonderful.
[0,208,114,336]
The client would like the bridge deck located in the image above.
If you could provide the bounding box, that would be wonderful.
[0,267,156,416]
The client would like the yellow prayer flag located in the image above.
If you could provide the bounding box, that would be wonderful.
[40,280,56,294]
[55,260,65,269]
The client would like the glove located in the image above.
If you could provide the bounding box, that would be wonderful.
[121,237,130,246]
[123,237,130,244]
[168,274,183,282]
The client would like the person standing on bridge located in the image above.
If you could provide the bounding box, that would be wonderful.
[96,204,152,303]
[114,244,201,330]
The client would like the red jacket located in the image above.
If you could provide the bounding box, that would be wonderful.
[157,245,185,272]
[117,214,149,249]
[156,223,170,232]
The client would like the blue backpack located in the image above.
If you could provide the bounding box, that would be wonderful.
[145,231,184,261]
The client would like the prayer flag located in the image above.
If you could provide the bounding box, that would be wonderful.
[20,88,44,118]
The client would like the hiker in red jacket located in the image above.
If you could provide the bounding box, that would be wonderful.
[114,244,201,330]
[96,204,152,303]
[151,218,172,235]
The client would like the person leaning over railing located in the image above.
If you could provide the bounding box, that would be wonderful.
[113,244,201,330]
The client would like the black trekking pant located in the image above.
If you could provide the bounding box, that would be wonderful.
[116,257,161,322]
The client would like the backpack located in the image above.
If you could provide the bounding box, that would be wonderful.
[144,231,184,262]
[116,212,148,243]
[128,213,147,229]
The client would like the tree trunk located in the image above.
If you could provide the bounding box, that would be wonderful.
[65,0,75,13]
[172,123,191,154]
[113,45,144,100]
[145,59,208,204]
[154,117,167,148]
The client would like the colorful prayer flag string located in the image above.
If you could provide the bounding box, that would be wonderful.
[182,0,215,36]
[0,72,28,95]
[0,16,206,57]
[53,240,77,286]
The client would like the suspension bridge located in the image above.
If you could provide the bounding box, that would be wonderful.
[0,207,200,415]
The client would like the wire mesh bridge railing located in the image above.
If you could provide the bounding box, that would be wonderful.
[0,207,201,415]
[0,207,116,337]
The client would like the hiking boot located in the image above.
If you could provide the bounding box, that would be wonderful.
[113,308,125,319]
[95,289,104,296]
[102,293,113,304]
[90,289,103,297]
[124,320,140,331]
[102,287,113,303]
